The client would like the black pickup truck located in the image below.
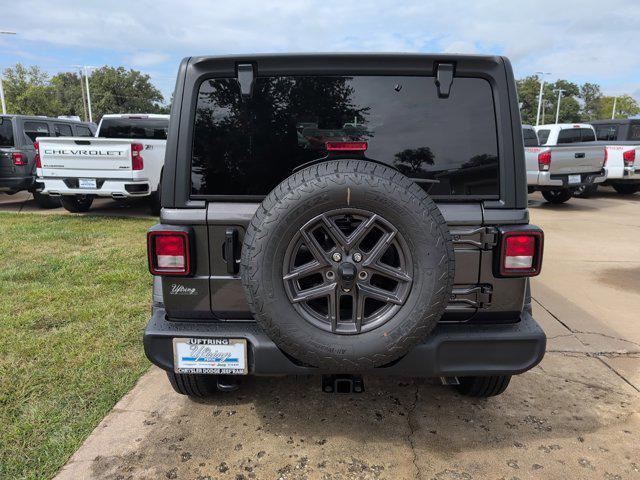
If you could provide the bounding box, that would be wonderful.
[144,54,546,399]
[0,115,96,207]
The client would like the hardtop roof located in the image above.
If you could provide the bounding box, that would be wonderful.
[0,114,92,124]
[187,52,505,77]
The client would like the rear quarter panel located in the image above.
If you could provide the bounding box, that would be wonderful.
[524,147,541,184]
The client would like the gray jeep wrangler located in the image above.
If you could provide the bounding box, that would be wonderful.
[144,53,545,398]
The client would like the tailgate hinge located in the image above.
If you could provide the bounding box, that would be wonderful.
[237,63,255,98]
[435,62,455,98]
[450,285,493,308]
[452,226,498,250]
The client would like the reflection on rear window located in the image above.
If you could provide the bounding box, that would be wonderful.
[192,76,499,197]
[0,118,13,147]
[536,129,551,144]
[557,129,581,144]
[75,125,93,137]
[98,117,168,140]
[24,122,49,143]
[630,125,640,141]
[54,123,73,137]
[523,128,539,147]
[596,125,617,141]
[580,128,595,142]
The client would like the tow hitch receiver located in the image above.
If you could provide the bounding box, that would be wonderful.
[322,374,364,394]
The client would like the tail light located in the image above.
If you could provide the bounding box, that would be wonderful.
[12,152,27,166]
[148,230,191,276]
[538,151,551,171]
[497,229,544,277]
[131,143,144,170]
[326,141,368,152]
[34,141,41,168]
[623,149,636,167]
[603,148,608,166]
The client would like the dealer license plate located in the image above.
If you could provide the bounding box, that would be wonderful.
[568,174,581,184]
[173,338,247,375]
[78,178,97,189]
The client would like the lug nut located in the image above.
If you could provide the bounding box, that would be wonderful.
[353,252,363,262]
[326,271,335,280]
[332,252,342,262]
[358,271,368,280]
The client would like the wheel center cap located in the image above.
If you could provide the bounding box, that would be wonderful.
[338,262,357,290]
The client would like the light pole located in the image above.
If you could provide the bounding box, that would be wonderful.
[553,88,565,124]
[84,66,93,123]
[74,65,97,122]
[611,96,618,119]
[535,72,550,127]
[0,75,5,115]
[0,31,17,115]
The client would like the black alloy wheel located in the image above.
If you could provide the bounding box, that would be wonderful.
[282,208,413,335]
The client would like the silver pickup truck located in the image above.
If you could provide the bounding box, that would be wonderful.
[524,124,606,203]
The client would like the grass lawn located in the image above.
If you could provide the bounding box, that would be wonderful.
[0,212,156,480]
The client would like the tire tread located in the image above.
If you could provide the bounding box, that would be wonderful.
[241,160,455,370]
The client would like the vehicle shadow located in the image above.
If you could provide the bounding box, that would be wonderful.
[588,190,640,202]
[528,198,601,212]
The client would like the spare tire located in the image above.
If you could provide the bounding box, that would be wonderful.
[241,160,454,370]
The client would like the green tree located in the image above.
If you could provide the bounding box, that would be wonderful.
[598,94,640,119]
[543,80,581,123]
[580,82,603,121]
[2,63,169,120]
[516,75,542,125]
[2,64,61,116]
[88,66,169,121]
[516,77,582,125]
[50,71,86,119]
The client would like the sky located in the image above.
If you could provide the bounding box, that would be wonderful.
[1,0,639,105]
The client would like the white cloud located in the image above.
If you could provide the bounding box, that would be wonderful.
[1,0,638,99]
[442,41,478,54]
[127,52,170,67]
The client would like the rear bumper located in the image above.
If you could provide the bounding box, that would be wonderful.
[621,167,640,181]
[0,175,34,192]
[144,306,546,377]
[529,169,607,189]
[40,177,151,197]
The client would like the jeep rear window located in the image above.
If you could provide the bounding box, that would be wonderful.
[0,118,13,147]
[191,76,499,198]
[98,117,168,140]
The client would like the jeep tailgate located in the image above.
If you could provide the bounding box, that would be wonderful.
[38,137,135,179]
[547,144,605,175]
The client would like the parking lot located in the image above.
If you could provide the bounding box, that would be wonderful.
[18,188,632,480]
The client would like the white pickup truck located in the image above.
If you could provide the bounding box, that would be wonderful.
[35,114,169,213]
[588,120,640,195]
[525,124,607,203]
